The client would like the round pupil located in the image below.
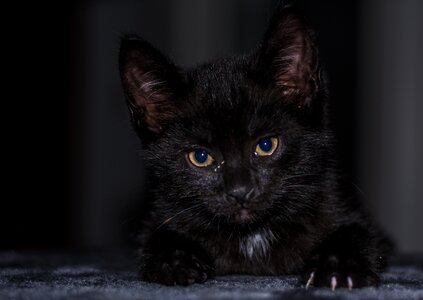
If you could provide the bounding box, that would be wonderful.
[194,149,208,164]
[259,138,272,152]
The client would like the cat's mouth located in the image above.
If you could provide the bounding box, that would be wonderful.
[222,195,272,225]
[234,208,255,224]
[207,194,271,225]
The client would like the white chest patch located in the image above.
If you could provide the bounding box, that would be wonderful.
[239,229,276,259]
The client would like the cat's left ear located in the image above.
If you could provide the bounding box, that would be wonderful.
[119,35,184,135]
[255,6,320,108]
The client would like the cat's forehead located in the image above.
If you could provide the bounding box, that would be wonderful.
[188,58,248,106]
[181,61,282,146]
[186,64,249,131]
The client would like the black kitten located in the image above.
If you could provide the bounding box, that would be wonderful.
[119,5,390,289]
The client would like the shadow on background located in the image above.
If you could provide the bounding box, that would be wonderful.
[3,0,421,253]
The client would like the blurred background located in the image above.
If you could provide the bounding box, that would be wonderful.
[3,0,421,253]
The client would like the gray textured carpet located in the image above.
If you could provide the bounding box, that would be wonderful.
[0,252,422,300]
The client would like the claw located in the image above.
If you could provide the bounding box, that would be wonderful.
[347,276,353,290]
[305,271,315,290]
[330,276,337,291]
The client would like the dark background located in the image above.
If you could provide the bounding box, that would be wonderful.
[3,0,421,253]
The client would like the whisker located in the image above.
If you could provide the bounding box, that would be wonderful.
[349,180,367,198]
[282,184,318,189]
[227,227,235,242]
[281,173,322,182]
[153,203,202,232]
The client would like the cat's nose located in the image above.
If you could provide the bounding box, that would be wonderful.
[227,186,254,203]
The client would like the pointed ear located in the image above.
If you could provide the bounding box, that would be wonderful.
[256,6,320,108]
[119,35,184,134]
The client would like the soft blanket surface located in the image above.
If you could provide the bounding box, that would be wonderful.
[1,252,422,300]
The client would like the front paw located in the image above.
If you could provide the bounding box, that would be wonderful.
[303,255,380,290]
[142,249,214,286]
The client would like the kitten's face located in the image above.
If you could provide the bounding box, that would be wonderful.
[120,9,327,231]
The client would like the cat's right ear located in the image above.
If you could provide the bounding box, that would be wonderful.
[254,5,321,109]
[119,35,183,134]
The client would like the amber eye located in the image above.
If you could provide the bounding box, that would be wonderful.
[188,149,215,167]
[255,137,279,156]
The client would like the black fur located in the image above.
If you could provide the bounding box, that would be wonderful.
[119,5,391,288]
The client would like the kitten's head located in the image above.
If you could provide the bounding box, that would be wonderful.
[120,7,329,232]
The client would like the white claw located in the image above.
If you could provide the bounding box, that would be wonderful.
[305,272,315,290]
[331,276,337,291]
[347,276,353,290]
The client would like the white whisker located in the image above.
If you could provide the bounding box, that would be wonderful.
[153,203,202,232]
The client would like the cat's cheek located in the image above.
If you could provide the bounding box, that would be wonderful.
[202,195,232,215]
[183,165,219,188]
